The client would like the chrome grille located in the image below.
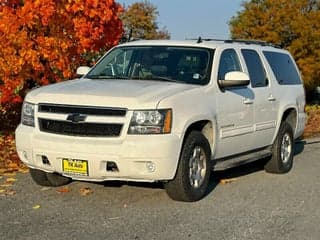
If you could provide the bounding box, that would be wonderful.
[38,103,127,117]
[37,103,126,137]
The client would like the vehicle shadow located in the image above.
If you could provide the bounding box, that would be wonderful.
[294,139,305,156]
[101,180,164,189]
[212,139,305,179]
[203,158,268,199]
[97,140,306,201]
[98,158,269,201]
[204,139,306,199]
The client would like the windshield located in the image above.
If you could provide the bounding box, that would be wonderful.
[86,46,213,85]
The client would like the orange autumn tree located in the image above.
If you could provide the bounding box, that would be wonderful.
[0,0,123,128]
[229,0,320,96]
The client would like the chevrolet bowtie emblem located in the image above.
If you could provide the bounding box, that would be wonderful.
[66,113,87,123]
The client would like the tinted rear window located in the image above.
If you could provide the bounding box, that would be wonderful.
[241,49,267,88]
[263,51,301,85]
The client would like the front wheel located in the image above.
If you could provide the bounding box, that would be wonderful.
[265,122,294,174]
[164,131,211,202]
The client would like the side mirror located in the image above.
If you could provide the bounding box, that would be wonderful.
[76,66,91,76]
[219,71,250,88]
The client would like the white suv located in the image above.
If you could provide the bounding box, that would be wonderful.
[15,39,306,201]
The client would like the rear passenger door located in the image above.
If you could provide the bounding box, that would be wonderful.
[241,49,278,148]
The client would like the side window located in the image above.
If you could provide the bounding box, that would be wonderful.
[263,51,301,85]
[241,49,267,87]
[218,49,241,80]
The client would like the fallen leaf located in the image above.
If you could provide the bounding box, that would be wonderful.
[18,168,29,174]
[220,178,238,184]
[0,183,13,188]
[3,172,16,177]
[5,189,16,196]
[56,187,71,193]
[0,189,16,196]
[5,177,17,183]
[7,163,18,169]
[79,187,93,196]
[123,204,128,208]
[40,187,51,191]
[33,205,41,209]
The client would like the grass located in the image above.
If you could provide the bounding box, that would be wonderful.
[1,104,320,172]
[303,105,320,138]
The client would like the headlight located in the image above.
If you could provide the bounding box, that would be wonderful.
[21,102,35,127]
[128,109,172,134]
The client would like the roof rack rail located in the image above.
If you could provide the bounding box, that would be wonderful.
[192,37,281,48]
[224,39,281,48]
[191,37,226,43]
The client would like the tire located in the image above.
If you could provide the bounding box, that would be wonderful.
[164,131,211,202]
[29,168,52,186]
[265,122,294,174]
[46,172,71,187]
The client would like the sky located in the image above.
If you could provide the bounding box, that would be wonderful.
[120,0,244,40]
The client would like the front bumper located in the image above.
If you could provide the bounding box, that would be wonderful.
[15,124,182,182]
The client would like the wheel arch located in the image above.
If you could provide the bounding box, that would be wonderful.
[273,106,298,142]
[282,108,297,131]
[181,119,217,157]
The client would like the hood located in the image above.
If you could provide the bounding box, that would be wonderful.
[26,78,198,109]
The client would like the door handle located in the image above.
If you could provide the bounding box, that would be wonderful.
[268,95,276,101]
[243,98,254,105]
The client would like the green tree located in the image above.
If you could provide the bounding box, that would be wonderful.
[121,1,170,40]
[229,0,320,94]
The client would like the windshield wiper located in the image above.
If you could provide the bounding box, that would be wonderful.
[87,74,182,83]
[141,76,182,83]
[86,75,129,80]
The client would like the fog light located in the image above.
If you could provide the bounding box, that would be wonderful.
[41,155,50,165]
[146,162,156,172]
[106,161,119,172]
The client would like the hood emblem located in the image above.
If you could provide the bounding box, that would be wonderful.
[66,113,87,123]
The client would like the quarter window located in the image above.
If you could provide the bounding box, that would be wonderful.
[218,49,242,80]
[263,51,301,85]
[241,49,268,87]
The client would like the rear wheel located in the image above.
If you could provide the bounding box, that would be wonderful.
[265,122,294,173]
[165,131,211,202]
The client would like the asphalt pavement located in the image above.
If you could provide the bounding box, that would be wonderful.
[0,138,319,240]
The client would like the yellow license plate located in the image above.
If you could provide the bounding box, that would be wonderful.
[62,159,88,176]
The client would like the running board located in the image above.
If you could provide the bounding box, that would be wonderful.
[213,148,272,171]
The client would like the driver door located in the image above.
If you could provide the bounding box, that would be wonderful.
[214,48,255,158]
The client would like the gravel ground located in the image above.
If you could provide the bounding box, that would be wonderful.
[0,138,319,240]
